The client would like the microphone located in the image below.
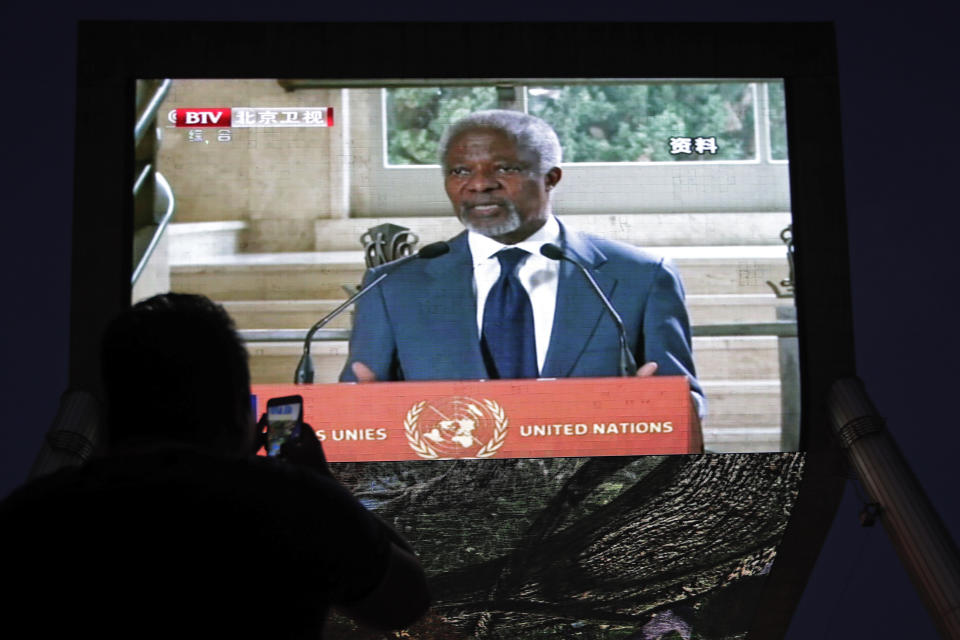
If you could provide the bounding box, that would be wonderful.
[294,241,450,383]
[540,243,638,377]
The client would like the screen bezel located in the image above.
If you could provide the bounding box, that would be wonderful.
[74,21,852,637]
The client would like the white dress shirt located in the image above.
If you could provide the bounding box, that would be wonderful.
[468,215,562,375]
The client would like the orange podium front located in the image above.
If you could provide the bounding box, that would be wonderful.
[252,376,701,462]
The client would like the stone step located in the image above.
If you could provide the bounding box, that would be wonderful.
[700,379,783,453]
[168,221,248,262]
[664,246,789,295]
[700,379,781,430]
[243,334,781,385]
[166,214,792,259]
[312,213,793,250]
[220,293,787,332]
[223,300,354,330]
[686,293,785,325]
[171,246,789,299]
[703,427,783,454]
[693,336,780,380]
[171,252,367,300]
[246,341,348,385]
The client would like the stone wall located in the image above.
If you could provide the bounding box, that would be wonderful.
[157,80,350,251]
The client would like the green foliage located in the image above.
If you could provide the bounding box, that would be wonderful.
[528,83,755,162]
[386,83,763,165]
[767,82,789,160]
[386,86,497,165]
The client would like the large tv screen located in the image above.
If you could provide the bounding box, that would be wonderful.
[75,22,853,639]
[139,77,796,456]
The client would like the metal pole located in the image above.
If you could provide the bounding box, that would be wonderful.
[828,377,960,639]
[27,390,100,481]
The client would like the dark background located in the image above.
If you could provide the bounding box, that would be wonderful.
[1,3,955,638]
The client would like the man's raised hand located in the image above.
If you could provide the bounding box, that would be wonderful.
[279,422,333,478]
[636,362,658,377]
[351,361,378,383]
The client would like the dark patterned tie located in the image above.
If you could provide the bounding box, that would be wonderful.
[481,248,538,379]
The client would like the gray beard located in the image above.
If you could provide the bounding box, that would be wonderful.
[458,202,522,239]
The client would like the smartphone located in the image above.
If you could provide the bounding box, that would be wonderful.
[265,395,303,457]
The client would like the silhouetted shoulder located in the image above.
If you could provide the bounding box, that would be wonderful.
[0,445,393,638]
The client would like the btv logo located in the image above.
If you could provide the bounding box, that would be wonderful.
[169,108,232,127]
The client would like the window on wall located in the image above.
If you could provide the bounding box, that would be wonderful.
[386,87,498,165]
[384,81,788,167]
[766,82,789,162]
[356,80,791,217]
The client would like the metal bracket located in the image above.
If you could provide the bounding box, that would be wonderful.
[766,225,796,299]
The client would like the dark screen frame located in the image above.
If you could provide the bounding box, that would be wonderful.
[74,21,852,637]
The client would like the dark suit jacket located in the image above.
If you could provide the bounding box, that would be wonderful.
[339,220,705,413]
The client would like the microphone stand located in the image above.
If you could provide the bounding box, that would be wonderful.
[294,271,390,383]
[540,243,638,376]
[294,241,450,383]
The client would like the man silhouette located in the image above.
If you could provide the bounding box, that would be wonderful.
[0,293,429,638]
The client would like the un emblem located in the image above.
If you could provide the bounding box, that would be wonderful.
[404,396,508,459]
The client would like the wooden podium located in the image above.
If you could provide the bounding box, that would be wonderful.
[252,376,701,462]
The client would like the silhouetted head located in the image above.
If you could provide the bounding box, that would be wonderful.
[100,293,253,453]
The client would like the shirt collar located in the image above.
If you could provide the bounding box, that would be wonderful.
[468,215,562,267]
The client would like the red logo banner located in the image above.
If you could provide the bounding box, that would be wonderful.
[171,108,231,127]
[252,376,701,462]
